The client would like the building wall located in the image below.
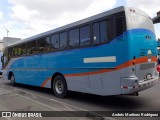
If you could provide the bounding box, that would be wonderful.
[2,37,21,51]
[0,42,3,52]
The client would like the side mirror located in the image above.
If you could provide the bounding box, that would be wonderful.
[153,16,160,24]
[153,11,160,24]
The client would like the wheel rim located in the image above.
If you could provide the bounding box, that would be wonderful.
[11,75,14,84]
[55,80,64,94]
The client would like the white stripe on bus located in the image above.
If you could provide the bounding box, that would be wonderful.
[84,56,116,63]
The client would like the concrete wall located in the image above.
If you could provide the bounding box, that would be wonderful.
[2,37,21,48]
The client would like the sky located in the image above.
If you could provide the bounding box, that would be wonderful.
[0,0,160,40]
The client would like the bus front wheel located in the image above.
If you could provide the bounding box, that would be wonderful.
[10,73,16,86]
[52,75,67,98]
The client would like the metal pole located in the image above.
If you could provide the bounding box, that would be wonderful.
[3,26,9,37]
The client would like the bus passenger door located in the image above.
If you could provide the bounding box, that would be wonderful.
[1,53,7,68]
[1,55,4,68]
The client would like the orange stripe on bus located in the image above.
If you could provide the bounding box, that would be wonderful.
[41,77,52,87]
[64,56,156,77]
[41,56,157,87]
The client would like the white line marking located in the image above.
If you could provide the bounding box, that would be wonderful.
[84,56,116,63]
[0,88,61,111]
[13,88,87,111]
[0,86,116,120]
[13,88,116,120]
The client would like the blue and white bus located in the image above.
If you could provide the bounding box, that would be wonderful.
[2,6,159,98]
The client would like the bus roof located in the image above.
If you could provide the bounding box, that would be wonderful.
[8,6,125,47]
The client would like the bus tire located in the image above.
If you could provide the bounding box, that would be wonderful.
[52,75,67,98]
[10,73,16,86]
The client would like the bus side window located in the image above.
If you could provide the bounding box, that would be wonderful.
[37,37,50,53]
[46,37,51,51]
[27,42,31,54]
[69,28,80,48]
[38,38,44,53]
[14,46,18,56]
[51,34,60,51]
[17,45,22,55]
[27,40,37,54]
[100,21,108,43]
[31,40,37,54]
[93,22,100,44]
[8,48,11,60]
[22,43,27,54]
[60,32,67,49]
[80,25,90,46]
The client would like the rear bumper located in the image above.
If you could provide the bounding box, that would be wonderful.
[121,76,159,94]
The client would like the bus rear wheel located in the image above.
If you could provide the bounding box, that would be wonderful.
[52,75,67,98]
[10,73,16,86]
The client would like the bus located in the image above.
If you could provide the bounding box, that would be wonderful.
[2,6,159,98]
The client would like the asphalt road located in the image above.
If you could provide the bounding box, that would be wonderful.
[0,76,159,120]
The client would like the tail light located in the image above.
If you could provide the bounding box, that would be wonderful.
[132,56,136,74]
